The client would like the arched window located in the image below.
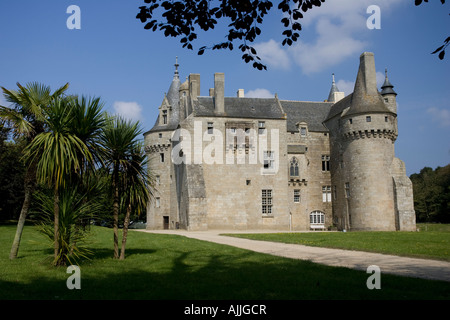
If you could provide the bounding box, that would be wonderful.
[310,211,325,229]
[290,157,299,176]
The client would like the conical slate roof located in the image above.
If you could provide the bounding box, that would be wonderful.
[380,68,397,96]
[327,73,340,102]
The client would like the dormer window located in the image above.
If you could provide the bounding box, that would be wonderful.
[162,110,168,125]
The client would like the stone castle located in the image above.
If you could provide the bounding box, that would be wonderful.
[144,52,416,231]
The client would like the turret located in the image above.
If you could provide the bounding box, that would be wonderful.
[327,73,345,103]
[380,68,397,114]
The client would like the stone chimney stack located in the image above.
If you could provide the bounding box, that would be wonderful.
[354,52,378,96]
[189,74,200,100]
[214,73,225,114]
[237,89,244,98]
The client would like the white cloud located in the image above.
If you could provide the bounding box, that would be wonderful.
[427,107,450,128]
[336,79,354,97]
[253,39,290,70]
[255,0,403,74]
[245,88,275,98]
[113,101,143,122]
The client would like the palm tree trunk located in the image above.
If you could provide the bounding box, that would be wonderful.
[54,186,60,265]
[9,163,36,260]
[113,167,120,259]
[119,202,132,260]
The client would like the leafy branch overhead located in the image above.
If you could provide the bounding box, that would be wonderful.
[415,0,448,60]
[136,0,326,70]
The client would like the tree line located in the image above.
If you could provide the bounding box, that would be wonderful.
[0,82,153,266]
[410,164,450,224]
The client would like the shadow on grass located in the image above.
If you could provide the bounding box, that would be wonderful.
[2,244,450,300]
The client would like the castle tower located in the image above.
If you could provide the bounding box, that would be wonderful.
[144,58,182,230]
[325,52,401,231]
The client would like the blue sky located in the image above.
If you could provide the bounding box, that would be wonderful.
[0,0,448,175]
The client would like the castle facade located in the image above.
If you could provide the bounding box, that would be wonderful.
[144,52,416,231]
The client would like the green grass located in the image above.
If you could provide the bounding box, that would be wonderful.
[224,223,450,261]
[1,224,449,300]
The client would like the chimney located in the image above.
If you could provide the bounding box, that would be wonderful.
[209,88,214,97]
[353,52,378,96]
[214,73,225,114]
[237,89,244,98]
[189,74,200,99]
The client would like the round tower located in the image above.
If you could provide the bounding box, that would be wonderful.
[338,52,398,231]
[380,68,397,114]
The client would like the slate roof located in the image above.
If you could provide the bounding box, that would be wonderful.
[280,100,333,132]
[193,97,286,120]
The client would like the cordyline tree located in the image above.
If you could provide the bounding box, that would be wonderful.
[136,0,448,69]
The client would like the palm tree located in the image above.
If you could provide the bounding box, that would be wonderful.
[99,116,142,259]
[119,142,153,260]
[24,97,92,266]
[0,82,69,260]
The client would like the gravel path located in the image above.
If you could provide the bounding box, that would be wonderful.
[139,229,450,282]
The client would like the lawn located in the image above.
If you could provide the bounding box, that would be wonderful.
[224,223,450,261]
[0,224,449,300]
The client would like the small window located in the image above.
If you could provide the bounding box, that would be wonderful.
[384,98,389,103]
[385,116,388,122]
[345,182,350,198]
[207,122,213,134]
[294,189,300,203]
[322,186,331,202]
[230,127,237,134]
[160,153,165,163]
[263,151,275,170]
[290,157,299,177]
[262,189,273,215]
[258,121,266,134]
[321,155,330,172]
[159,133,162,138]
[366,116,371,122]
[246,179,251,186]
[300,127,307,137]
[349,119,353,124]
[162,110,168,124]
[156,197,160,208]
[156,175,160,185]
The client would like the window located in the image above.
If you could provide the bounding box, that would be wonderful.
[262,189,273,215]
[258,121,266,134]
[156,175,160,185]
[322,155,330,171]
[366,116,371,122]
[300,127,307,137]
[349,118,353,124]
[290,157,299,176]
[246,179,251,186]
[207,122,213,134]
[294,189,300,203]
[230,127,237,134]
[158,133,162,139]
[263,151,275,170]
[322,186,331,202]
[162,110,168,124]
[156,197,160,208]
[160,153,165,163]
[345,182,350,198]
[310,211,325,225]
[385,116,388,122]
